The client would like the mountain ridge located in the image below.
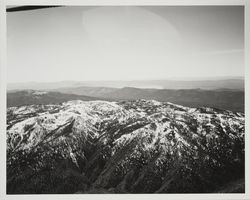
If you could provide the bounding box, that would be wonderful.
[7,99,245,193]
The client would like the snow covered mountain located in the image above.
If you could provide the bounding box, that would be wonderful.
[7,99,245,193]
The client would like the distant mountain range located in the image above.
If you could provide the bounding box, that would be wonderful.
[53,86,244,112]
[7,78,244,91]
[7,86,244,112]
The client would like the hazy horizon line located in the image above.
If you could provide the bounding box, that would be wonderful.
[7,76,245,84]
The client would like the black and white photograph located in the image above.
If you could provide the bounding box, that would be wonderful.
[3,3,246,196]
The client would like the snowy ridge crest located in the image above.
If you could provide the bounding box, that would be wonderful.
[7,99,245,193]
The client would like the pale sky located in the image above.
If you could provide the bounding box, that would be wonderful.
[7,6,244,83]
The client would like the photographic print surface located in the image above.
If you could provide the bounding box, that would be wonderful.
[6,6,245,194]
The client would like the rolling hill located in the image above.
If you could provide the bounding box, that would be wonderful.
[54,86,244,112]
[7,90,102,107]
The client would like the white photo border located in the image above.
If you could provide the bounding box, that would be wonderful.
[0,0,249,199]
